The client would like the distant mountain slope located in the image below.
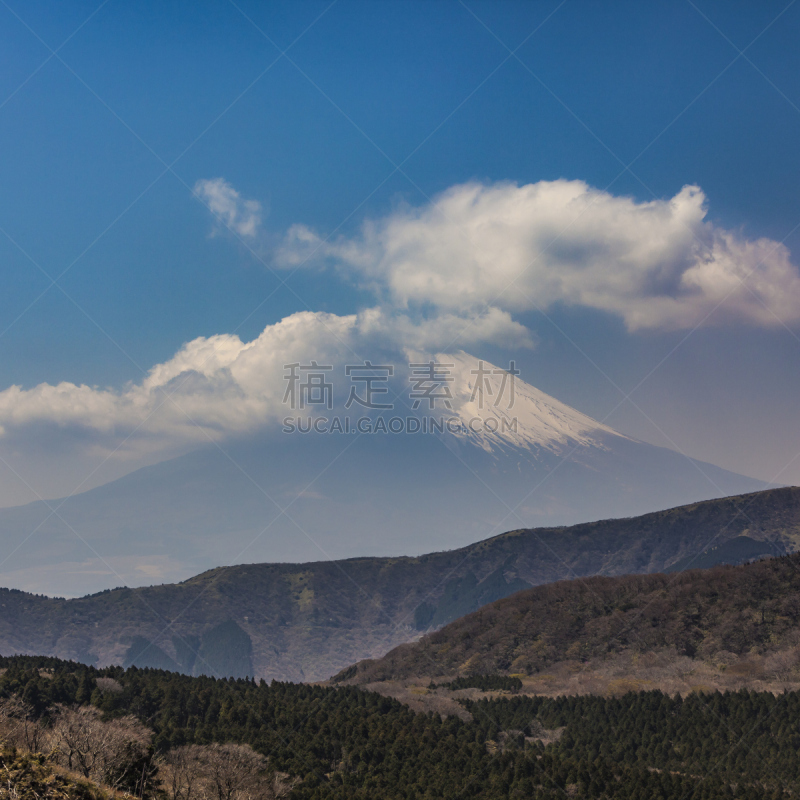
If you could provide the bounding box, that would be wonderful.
[0,487,798,682]
[341,545,800,684]
[0,352,771,598]
[663,535,779,573]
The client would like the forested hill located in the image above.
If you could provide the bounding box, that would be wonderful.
[339,548,800,684]
[1,487,799,682]
[4,654,800,798]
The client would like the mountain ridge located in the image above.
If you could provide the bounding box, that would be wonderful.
[0,487,798,682]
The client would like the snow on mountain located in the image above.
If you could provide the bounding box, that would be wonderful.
[440,351,621,455]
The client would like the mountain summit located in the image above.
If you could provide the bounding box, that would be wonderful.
[437,351,620,455]
[0,352,770,597]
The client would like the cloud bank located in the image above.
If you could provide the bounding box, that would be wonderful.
[279,180,800,331]
[0,312,357,456]
[0,309,522,460]
[2,178,800,483]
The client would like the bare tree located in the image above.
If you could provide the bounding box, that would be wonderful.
[160,745,201,800]
[0,697,46,753]
[161,743,279,800]
[204,743,269,800]
[48,705,153,793]
[95,677,123,694]
[49,705,106,777]
[764,646,800,681]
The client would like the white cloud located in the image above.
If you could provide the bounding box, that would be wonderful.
[194,177,263,238]
[278,180,800,331]
[4,177,799,495]
[0,310,473,457]
[356,306,534,351]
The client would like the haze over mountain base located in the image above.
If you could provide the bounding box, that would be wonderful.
[0,354,772,598]
[0,429,769,598]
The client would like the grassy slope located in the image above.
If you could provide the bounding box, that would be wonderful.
[0,746,115,800]
[1,487,799,682]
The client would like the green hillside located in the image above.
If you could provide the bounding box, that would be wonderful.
[0,487,798,682]
[2,654,800,798]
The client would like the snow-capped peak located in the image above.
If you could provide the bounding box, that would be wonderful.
[434,351,622,455]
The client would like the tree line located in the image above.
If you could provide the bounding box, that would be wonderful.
[0,655,796,799]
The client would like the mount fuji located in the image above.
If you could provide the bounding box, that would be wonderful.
[0,352,770,597]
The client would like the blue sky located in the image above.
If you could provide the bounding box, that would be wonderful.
[1,0,800,504]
